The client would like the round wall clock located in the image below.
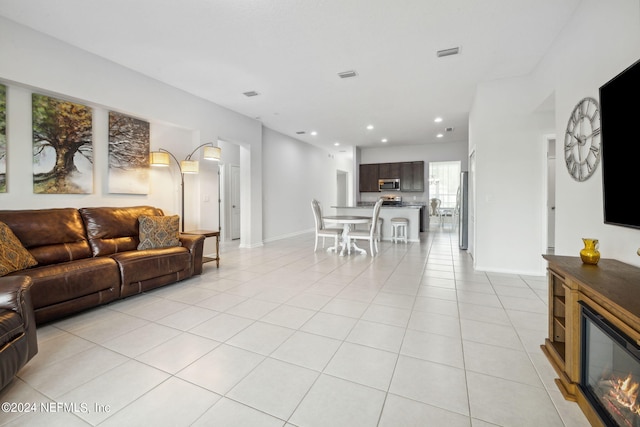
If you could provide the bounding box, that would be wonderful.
[564,97,601,181]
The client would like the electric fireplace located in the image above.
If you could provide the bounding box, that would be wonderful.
[580,302,640,427]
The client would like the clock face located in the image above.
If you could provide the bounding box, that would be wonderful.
[564,97,601,181]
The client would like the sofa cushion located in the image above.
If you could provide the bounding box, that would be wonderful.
[0,309,24,348]
[10,257,121,309]
[0,209,92,265]
[110,246,191,297]
[0,275,37,389]
[80,206,164,256]
[137,215,181,250]
[0,222,37,276]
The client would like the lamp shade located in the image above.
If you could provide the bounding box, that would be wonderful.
[150,151,170,166]
[180,160,199,174]
[203,146,221,161]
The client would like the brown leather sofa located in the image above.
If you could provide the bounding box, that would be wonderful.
[0,276,37,390]
[0,206,205,324]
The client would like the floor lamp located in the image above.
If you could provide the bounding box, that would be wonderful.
[150,143,221,232]
[217,163,222,234]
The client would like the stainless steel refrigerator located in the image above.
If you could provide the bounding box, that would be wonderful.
[458,171,469,249]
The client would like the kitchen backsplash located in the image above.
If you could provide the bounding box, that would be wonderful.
[360,192,428,204]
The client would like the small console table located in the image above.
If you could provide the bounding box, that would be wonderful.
[183,229,220,268]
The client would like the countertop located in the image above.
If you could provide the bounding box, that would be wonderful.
[332,204,423,209]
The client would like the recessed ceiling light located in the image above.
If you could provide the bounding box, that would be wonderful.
[366,125,374,130]
[434,117,443,123]
[334,142,340,146]
[436,47,460,57]
[437,133,444,138]
[310,131,317,136]
[381,138,388,143]
[337,70,358,79]
[243,91,259,97]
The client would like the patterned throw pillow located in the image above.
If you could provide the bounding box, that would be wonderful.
[137,215,181,250]
[0,221,38,276]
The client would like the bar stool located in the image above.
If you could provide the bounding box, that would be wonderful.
[390,217,408,243]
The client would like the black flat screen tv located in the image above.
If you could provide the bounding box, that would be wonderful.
[600,58,640,229]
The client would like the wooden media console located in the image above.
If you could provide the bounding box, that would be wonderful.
[542,255,640,427]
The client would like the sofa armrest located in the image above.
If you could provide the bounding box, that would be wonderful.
[0,275,38,360]
[179,233,205,275]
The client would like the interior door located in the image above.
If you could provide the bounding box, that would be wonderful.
[547,138,556,253]
[230,165,241,240]
[336,170,348,206]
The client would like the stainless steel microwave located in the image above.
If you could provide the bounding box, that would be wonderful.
[379,179,400,191]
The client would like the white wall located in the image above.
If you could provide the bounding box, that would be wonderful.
[470,76,554,275]
[470,0,640,274]
[262,127,354,242]
[0,17,265,247]
[548,0,640,266]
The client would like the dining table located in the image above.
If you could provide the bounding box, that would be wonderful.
[322,215,371,256]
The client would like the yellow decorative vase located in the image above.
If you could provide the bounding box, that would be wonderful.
[580,238,600,265]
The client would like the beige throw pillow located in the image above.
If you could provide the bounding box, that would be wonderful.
[0,221,38,276]
[137,215,181,250]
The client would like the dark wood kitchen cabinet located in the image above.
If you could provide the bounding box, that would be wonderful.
[378,163,401,179]
[359,161,424,193]
[400,161,424,192]
[359,164,379,192]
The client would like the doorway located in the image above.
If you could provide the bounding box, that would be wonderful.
[428,161,461,227]
[336,170,348,207]
[546,137,556,254]
[217,140,242,242]
[230,164,241,240]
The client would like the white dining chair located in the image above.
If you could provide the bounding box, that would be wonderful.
[311,199,342,252]
[431,198,448,226]
[368,217,383,242]
[346,198,383,256]
[429,198,442,220]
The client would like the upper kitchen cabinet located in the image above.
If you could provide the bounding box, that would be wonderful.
[359,161,424,193]
[359,163,379,192]
[378,163,401,179]
[400,161,424,192]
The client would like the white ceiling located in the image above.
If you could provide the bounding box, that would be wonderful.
[0,0,580,152]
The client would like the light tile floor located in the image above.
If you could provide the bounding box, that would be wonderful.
[0,225,591,426]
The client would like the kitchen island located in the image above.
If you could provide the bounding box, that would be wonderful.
[331,205,422,242]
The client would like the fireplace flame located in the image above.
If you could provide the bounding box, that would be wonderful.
[611,373,640,416]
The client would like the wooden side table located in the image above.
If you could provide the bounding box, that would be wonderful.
[182,229,220,268]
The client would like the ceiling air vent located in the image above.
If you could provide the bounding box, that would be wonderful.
[296,131,306,135]
[337,70,358,79]
[436,47,460,58]
[243,91,260,97]
[446,127,454,132]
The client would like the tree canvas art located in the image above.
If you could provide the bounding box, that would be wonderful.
[108,112,150,194]
[32,93,93,194]
[0,84,6,193]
